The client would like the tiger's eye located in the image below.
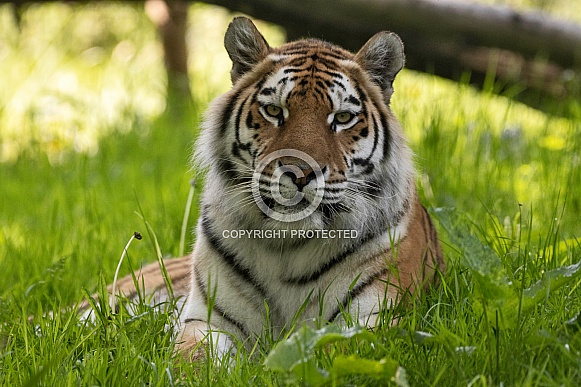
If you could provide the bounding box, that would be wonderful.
[265,105,282,117]
[335,112,353,124]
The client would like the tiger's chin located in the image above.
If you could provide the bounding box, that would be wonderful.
[258,198,327,228]
[240,194,356,249]
[258,192,345,220]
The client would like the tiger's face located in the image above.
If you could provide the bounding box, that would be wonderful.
[238,46,383,223]
[198,17,411,231]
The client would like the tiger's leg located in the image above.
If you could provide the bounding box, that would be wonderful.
[175,271,245,361]
[176,319,236,361]
[353,285,400,330]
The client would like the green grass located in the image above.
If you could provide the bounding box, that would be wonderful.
[1,2,581,386]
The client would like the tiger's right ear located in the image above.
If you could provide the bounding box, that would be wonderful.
[224,17,271,83]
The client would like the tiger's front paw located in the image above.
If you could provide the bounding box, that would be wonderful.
[175,319,208,361]
[175,319,236,361]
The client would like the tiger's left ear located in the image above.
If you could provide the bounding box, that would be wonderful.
[354,32,405,104]
[224,17,271,84]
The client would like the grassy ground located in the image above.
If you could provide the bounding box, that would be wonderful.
[1,2,581,386]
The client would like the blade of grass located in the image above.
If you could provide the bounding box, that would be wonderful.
[178,179,196,257]
[110,231,142,312]
[134,191,174,299]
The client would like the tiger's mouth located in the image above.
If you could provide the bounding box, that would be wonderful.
[259,193,349,217]
[246,149,352,223]
[252,164,350,223]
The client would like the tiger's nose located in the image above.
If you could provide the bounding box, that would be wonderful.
[282,165,326,191]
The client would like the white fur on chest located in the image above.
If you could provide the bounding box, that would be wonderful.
[184,177,412,339]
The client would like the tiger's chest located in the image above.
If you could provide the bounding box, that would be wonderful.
[190,213,395,336]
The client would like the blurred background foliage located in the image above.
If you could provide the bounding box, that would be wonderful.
[0,3,285,164]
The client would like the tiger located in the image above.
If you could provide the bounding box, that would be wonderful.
[93,16,445,359]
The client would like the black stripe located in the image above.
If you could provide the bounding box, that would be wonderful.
[421,205,443,267]
[366,113,380,163]
[392,197,411,226]
[194,265,207,302]
[260,87,276,96]
[255,78,267,90]
[315,80,327,91]
[279,48,312,56]
[312,71,337,88]
[420,204,430,249]
[319,78,335,90]
[285,58,309,68]
[245,110,255,130]
[353,158,375,174]
[350,112,379,173]
[315,58,343,71]
[280,41,348,56]
[347,95,361,106]
[217,92,250,184]
[289,75,305,84]
[217,157,241,183]
[193,265,249,337]
[284,54,343,70]
[318,69,343,79]
[214,303,248,338]
[282,217,389,285]
[379,110,391,159]
[313,84,333,107]
[283,67,306,74]
[220,91,241,136]
[322,186,345,193]
[312,86,329,104]
[328,267,390,323]
[359,177,380,198]
[183,318,205,324]
[355,84,368,103]
[234,94,251,145]
[201,215,269,300]
[316,50,350,61]
[360,126,369,138]
[231,142,241,159]
[332,79,347,91]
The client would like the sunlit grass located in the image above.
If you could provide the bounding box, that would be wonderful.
[0,2,580,386]
[394,70,581,236]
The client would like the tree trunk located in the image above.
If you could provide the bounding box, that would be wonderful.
[145,0,191,99]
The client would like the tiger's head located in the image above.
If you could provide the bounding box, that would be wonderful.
[197,17,415,235]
